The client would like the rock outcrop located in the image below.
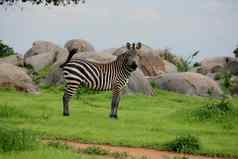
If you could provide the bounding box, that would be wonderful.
[194,56,238,76]
[24,41,68,71]
[149,72,222,97]
[0,63,38,93]
[64,39,95,53]
[0,54,24,66]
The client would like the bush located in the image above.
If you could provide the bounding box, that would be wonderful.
[159,49,199,72]
[0,126,37,152]
[190,99,237,122]
[47,141,70,150]
[0,40,16,58]
[159,49,179,65]
[111,151,129,159]
[164,134,200,153]
[33,64,52,84]
[79,146,109,155]
[233,46,238,58]
[176,51,199,72]
[150,80,160,89]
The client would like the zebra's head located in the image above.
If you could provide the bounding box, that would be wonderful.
[124,42,142,71]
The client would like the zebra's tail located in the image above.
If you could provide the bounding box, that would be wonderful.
[60,48,78,68]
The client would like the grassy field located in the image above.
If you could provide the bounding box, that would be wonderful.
[0,87,238,158]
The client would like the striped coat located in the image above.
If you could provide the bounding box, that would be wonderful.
[61,42,141,119]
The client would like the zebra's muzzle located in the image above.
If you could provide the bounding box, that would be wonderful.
[129,62,138,71]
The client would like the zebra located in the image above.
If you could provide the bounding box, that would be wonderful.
[60,42,142,119]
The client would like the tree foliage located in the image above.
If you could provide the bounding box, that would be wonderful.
[0,0,85,6]
[0,40,16,58]
[233,46,238,58]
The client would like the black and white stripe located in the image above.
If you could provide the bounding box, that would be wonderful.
[61,42,141,119]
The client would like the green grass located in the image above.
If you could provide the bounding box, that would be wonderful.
[0,145,96,159]
[0,126,37,152]
[0,88,238,157]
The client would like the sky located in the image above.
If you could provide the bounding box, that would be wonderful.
[0,0,238,60]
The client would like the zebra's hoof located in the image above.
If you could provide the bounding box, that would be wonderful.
[109,114,118,119]
[63,112,70,116]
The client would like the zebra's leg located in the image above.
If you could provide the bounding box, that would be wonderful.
[110,86,121,119]
[63,83,79,116]
[63,92,71,116]
[110,95,121,119]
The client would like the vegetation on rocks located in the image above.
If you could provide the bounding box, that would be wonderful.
[233,45,238,58]
[33,64,53,84]
[159,49,199,72]
[0,40,16,58]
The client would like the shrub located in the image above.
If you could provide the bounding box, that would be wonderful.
[159,49,199,72]
[176,51,199,72]
[111,151,129,159]
[164,134,200,153]
[190,98,237,122]
[47,141,70,150]
[0,40,16,58]
[233,46,238,58]
[33,64,52,84]
[0,126,37,152]
[159,49,179,65]
[150,80,160,89]
[193,62,201,67]
[79,146,109,155]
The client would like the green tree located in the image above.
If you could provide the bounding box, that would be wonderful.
[0,0,85,6]
[233,45,238,58]
[0,40,16,58]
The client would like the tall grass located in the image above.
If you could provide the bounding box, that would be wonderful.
[0,104,28,118]
[0,126,37,152]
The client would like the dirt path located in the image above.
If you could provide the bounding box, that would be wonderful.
[44,139,236,159]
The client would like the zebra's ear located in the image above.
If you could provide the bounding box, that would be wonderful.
[132,43,136,50]
[136,42,142,50]
[126,42,131,50]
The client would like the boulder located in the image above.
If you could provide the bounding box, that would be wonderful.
[40,63,64,85]
[163,60,177,73]
[137,45,165,76]
[24,41,58,58]
[0,54,24,66]
[149,72,222,97]
[194,56,238,76]
[24,41,68,71]
[126,69,154,96]
[64,39,95,53]
[0,63,38,93]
